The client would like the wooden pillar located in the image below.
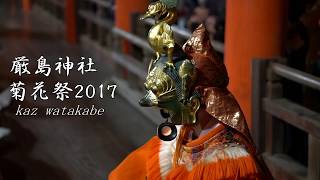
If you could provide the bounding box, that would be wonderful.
[224,0,287,127]
[22,0,32,13]
[115,0,148,54]
[65,0,77,44]
[115,0,148,32]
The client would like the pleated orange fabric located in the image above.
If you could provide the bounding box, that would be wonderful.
[108,128,264,180]
[165,155,260,180]
[108,136,161,180]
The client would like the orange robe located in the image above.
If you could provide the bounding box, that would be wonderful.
[109,124,265,180]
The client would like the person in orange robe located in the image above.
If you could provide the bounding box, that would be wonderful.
[109,25,272,180]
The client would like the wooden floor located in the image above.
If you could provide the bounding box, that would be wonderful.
[0,2,156,180]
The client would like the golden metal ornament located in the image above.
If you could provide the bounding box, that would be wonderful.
[139,0,200,126]
[140,1,177,69]
[139,57,200,125]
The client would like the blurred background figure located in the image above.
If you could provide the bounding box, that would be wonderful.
[177,0,225,42]
[205,15,217,42]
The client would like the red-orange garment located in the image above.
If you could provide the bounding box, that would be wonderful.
[109,123,265,180]
[108,136,160,180]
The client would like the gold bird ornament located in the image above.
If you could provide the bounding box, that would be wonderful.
[140,0,178,70]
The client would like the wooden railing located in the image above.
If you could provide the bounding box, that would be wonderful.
[33,0,65,25]
[252,59,320,180]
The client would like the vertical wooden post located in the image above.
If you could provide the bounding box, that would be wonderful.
[65,0,77,44]
[22,0,32,13]
[251,59,268,152]
[308,135,320,180]
[265,61,285,154]
[224,0,287,127]
[97,6,106,46]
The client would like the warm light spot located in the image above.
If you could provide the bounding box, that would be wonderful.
[161,126,172,136]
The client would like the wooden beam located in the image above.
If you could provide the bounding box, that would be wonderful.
[263,98,320,139]
[78,10,114,30]
[112,28,152,52]
[263,153,307,180]
[80,35,147,80]
[271,63,320,91]
[90,0,113,9]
